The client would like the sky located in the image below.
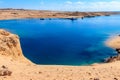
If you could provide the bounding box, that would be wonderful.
[0,0,120,11]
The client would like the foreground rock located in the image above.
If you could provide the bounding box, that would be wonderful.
[105,55,120,63]
[0,65,12,76]
[0,29,30,63]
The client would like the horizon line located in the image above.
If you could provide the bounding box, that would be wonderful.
[0,8,120,12]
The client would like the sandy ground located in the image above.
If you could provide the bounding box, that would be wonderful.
[1,55,120,80]
[106,36,120,49]
[0,10,120,80]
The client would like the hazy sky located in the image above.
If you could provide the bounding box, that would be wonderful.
[0,0,120,11]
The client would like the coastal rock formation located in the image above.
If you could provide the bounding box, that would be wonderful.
[105,55,120,63]
[105,36,120,62]
[0,29,29,62]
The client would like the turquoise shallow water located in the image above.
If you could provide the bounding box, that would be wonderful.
[0,15,119,65]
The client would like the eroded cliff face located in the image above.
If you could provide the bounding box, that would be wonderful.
[0,29,29,62]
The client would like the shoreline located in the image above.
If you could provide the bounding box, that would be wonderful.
[0,9,120,20]
[105,35,120,63]
[0,10,118,66]
[0,9,120,80]
[105,35,120,50]
[0,9,118,65]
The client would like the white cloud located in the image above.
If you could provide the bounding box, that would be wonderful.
[62,1,120,11]
[75,1,84,5]
[65,1,73,5]
[40,1,44,5]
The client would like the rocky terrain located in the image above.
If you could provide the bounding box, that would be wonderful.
[0,29,29,62]
[0,9,120,20]
[0,29,22,58]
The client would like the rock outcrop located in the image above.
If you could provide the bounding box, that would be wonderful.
[0,29,29,62]
[0,65,12,76]
[105,36,120,62]
[105,55,120,63]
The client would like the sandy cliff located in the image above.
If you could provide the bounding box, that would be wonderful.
[0,29,30,63]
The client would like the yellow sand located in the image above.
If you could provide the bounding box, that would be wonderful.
[106,36,120,49]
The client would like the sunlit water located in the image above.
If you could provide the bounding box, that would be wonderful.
[0,15,120,65]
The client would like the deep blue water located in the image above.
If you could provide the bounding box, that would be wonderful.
[0,15,119,66]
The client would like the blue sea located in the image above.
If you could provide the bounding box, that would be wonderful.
[0,15,119,66]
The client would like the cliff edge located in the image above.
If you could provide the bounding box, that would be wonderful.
[0,29,29,62]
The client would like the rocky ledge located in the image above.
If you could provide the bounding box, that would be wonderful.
[0,29,29,62]
[105,55,120,63]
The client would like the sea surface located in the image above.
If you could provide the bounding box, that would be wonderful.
[0,15,120,66]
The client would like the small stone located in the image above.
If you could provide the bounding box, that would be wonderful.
[38,71,42,74]
[94,78,99,80]
[87,72,91,76]
[0,66,12,76]
[0,69,12,76]
[114,78,118,80]
[1,65,7,69]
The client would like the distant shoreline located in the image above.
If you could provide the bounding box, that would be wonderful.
[0,9,120,20]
